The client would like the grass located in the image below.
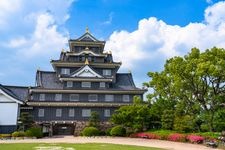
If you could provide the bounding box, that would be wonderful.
[0,143,165,150]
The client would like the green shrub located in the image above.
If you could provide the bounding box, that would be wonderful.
[25,130,33,137]
[105,128,111,136]
[81,127,100,136]
[110,125,126,137]
[12,131,19,137]
[161,110,174,130]
[25,127,43,138]
[173,115,195,133]
[196,132,220,139]
[12,131,25,137]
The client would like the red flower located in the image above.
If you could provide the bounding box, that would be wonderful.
[186,135,204,144]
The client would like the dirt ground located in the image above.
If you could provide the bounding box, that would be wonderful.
[0,136,222,150]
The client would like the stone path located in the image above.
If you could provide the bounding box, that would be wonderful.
[0,136,222,150]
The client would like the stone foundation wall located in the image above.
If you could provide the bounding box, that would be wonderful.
[74,121,112,136]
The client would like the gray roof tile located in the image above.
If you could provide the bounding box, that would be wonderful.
[0,84,28,102]
[37,71,63,89]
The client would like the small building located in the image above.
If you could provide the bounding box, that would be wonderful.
[0,85,28,133]
[0,29,146,135]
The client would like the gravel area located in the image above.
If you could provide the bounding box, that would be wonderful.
[0,136,221,150]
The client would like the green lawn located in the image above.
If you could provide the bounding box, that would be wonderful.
[0,143,164,150]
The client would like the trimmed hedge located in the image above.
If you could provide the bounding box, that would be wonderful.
[110,125,126,137]
[25,127,43,138]
[81,127,100,136]
[12,131,25,137]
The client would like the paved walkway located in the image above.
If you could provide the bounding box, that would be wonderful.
[0,136,221,150]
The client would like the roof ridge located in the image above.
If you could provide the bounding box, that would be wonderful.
[2,84,29,88]
[37,70,56,73]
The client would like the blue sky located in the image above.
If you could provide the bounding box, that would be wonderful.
[0,0,225,88]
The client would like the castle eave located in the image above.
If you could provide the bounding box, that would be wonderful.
[30,89,146,94]
[26,102,130,107]
[51,61,121,68]
[59,77,113,82]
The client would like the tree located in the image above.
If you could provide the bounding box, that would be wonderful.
[88,111,100,128]
[18,112,34,131]
[111,96,150,132]
[145,47,225,132]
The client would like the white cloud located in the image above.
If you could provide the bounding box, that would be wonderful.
[105,1,225,70]
[15,13,68,58]
[0,0,74,85]
[0,0,21,27]
[1,0,73,59]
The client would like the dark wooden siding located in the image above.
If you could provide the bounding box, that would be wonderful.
[24,107,116,121]
[32,93,142,103]
[0,125,17,134]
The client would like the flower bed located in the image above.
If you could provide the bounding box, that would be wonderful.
[186,135,204,144]
[167,133,186,142]
[130,130,208,145]
[130,132,160,139]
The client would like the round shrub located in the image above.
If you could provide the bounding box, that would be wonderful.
[26,127,43,138]
[81,127,100,136]
[12,131,25,137]
[12,131,19,137]
[186,135,204,144]
[110,125,126,137]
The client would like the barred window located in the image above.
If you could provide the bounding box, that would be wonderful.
[81,82,91,88]
[103,69,111,76]
[104,109,111,117]
[39,94,45,101]
[38,109,44,117]
[55,94,62,101]
[105,95,114,102]
[100,82,105,88]
[61,68,70,74]
[69,109,75,117]
[70,94,79,101]
[82,109,91,117]
[123,95,130,102]
[56,109,62,117]
[88,94,98,101]
[66,81,73,87]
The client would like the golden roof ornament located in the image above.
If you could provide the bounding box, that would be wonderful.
[85,26,89,33]
[85,58,89,65]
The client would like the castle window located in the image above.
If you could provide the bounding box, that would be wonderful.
[104,109,111,117]
[70,94,79,101]
[105,95,114,102]
[66,81,73,87]
[39,94,45,101]
[61,68,70,75]
[38,109,44,117]
[88,94,98,101]
[55,94,62,101]
[69,109,75,117]
[103,69,111,76]
[81,82,91,88]
[100,82,105,88]
[56,109,62,117]
[123,95,130,102]
[82,109,91,117]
